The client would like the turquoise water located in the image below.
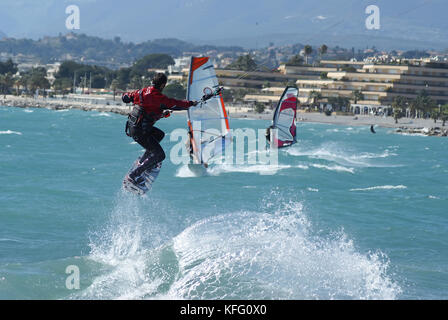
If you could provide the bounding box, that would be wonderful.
[0,106,447,300]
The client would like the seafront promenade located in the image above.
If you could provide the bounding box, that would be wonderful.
[1,95,447,136]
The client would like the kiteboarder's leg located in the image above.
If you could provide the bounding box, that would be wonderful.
[139,127,165,164]
[129,129,166,180]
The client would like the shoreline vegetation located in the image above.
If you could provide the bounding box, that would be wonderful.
[1,95,447,137]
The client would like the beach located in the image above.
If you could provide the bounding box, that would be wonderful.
[1,95,446,132]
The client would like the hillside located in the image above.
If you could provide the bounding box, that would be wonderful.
[0,33,244,68]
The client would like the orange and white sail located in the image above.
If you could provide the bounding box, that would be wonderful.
[186,57,231,166]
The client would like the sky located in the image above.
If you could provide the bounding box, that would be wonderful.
[0,0,446,49]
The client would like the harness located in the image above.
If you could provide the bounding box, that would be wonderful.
[125,90,157,138]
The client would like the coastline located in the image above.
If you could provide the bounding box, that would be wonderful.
[1,95,447,134]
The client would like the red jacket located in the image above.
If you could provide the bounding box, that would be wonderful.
[126,86,193,122]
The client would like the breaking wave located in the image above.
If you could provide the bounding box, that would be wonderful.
[76,192,402,300]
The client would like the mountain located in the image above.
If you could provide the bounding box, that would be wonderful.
[0,30,6,39]
[0,0,447,50]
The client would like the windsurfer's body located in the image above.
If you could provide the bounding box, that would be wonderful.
[265,125,274,145]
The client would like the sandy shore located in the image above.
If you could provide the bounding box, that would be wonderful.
[228,109,446,130]
[1,95,446,131]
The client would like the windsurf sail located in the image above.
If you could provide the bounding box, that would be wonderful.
[186,56,231,166]
[271,86,298,148]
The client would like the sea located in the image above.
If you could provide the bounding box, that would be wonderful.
[0,106,447,300]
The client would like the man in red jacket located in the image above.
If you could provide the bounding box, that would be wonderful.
[122,73,197,188]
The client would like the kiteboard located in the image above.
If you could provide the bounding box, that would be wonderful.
[122,157,162,195]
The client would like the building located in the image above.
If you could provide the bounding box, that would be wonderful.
[291,59,448,111]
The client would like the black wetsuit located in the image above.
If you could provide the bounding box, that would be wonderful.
[128,115,166,180]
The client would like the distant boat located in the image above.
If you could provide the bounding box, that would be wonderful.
[266,86,298,148]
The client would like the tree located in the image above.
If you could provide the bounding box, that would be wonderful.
[286,54,304,66]
[55,60,113,89]
[440,104,448,126]
[430,107,440,123]
[318,44,328,60]
[304,45,313,65]
[413,90,436,119]
[110,79,119,100]
[131,54,174,76]
[53,77,72,96]
[226,55,257,71]
[351,90,364,104]
[255,102,265,114]
[328,96,350,112]
[128,75,143,90]
[0,73,15,97]
[27,67,50,94]
[392,96,409,118]
[0,58,18,75]
[393,107,403,124]
[163,81,186,100]
[320,72,328,79]
[309,90,322,107]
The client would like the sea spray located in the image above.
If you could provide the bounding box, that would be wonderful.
[167,197,401,300]
[77,189,401,300]
[79,190,173,299]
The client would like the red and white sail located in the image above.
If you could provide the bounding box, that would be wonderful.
[271,86,298,148]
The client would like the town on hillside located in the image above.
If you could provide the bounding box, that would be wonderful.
[1,34,448,126]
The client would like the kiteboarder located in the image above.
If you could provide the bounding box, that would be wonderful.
[122,73,198,188]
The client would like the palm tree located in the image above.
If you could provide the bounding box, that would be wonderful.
[318,44,328,61]
[413,91,436,119]
[287,54,304,66]
[110,79,119,101]
[440,104,448,126]
[393,107,403,124]
[0,73,15,98]
[351,90,364,104]
[430,107,440,123]
[391,96,408,120]
[304,45,313,65]
[309,90,322,108]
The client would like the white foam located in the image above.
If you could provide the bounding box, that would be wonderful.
[350,185,407,192]
[288,142,396,168]
[92,112,111,117]
[79,191,401,300]
[78,191,169,300]
[175,164,200,178]
[208,163,291,176]
[307,187,319,192]
[312,164,355,174]
[167,203,401,299]
[0,130,22,135]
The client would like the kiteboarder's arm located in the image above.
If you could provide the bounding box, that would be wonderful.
[158,92,197,110]
[122,90,140,104]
